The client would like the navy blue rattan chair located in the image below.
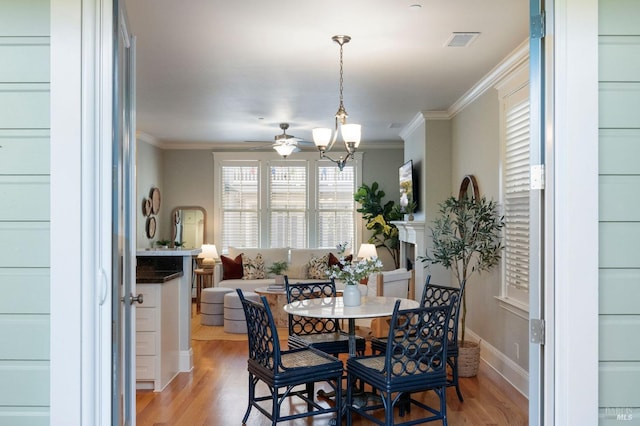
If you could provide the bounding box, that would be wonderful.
[346,300,453,425]
[237,289,343,425]
[285,277,366,357]
[371,276,466,402]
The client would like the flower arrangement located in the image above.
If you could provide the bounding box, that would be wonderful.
[326,256,383,286]
[336,241,350,255]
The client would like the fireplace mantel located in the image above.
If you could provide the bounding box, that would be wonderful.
[392,221,427,299]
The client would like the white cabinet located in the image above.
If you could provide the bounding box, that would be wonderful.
[136,278,180,391]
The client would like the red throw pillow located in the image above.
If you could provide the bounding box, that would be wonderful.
[221,254,243,280]
[329,253,352,270]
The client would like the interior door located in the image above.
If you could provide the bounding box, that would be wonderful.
[112,1,137,424]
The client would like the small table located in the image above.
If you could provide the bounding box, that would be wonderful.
[254,287,289,328]
[283,296,419,358]
[194,268,214,314]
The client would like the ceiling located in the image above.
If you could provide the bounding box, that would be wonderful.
[124,0,529,150]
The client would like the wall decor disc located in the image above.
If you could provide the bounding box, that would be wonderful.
[146,216,157,239]
[150,187,161,214]
[142,198,152,217]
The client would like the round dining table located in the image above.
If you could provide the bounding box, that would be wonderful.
[283,295,419,357]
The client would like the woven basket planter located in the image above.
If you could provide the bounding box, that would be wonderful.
[458,340,481,377]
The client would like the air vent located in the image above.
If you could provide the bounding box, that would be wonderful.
[445,32,480,47]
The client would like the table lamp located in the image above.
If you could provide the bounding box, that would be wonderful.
[357,243,378,260]
[199,244,219,269]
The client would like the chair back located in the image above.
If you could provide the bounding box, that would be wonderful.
[420,277,466,347]
[372,268,415,299]
[383,300,453,384]
[237,289,281,371]
[285,278,341,336]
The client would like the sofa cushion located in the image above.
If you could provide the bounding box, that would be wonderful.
[220,254,243,280]
[241,253,266,279]
[286,263,308,279]
[307,254,330,279]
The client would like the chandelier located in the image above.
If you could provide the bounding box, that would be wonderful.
[312,35,361,171]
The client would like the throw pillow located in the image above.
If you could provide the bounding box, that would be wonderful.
[286,263,308,279]
[220,254,243,280]
[242,253,266,280]
[329,253,353,270]
[307,254,330,280]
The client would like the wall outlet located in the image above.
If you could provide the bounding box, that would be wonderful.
[514,343,520,359]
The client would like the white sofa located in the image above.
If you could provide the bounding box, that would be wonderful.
[213,247,353,292]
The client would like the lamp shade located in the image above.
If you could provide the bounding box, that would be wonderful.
[341,123,361,147]
[312,127,332,148]
[357,243,378,260]
[274,143,296,158]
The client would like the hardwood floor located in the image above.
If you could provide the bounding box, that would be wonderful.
[136,314,528,425]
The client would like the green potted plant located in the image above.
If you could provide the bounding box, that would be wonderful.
[419,195,504,376]
[354,182,403,268]
[156,239,172,249]
[267,261,289,286]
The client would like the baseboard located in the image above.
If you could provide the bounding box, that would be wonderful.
[465,329,529,398]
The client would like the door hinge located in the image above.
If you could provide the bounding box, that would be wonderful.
[530,318,545,345]
[531,164,545,190]
[531,12,545,39]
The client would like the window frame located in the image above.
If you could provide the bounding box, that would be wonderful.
[496,63,531,317]
[213,152,363,253]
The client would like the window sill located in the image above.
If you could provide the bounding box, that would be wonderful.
[495,296,529,320]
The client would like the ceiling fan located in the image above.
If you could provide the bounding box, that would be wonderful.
[244,123,314,158]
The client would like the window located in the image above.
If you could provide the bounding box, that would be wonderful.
[498,65,530,313]
[317,164,356,249]
[216,153,361,253]
[269,164,307,248]
[220,163,259,249]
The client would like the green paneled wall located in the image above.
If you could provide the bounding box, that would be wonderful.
[0,1,51,424]
[599,0,640,422]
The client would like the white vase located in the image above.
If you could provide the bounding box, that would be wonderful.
[343,285,361,306]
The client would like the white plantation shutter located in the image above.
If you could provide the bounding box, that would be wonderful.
[317,164,355,248]
[504,92,531,300]
[269,165,307,248]
[221,164,259,250]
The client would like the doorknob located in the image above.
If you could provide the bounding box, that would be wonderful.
[129,293,144,305]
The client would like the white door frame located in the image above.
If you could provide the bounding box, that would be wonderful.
[550,0,599,424]
[50,0,114,424]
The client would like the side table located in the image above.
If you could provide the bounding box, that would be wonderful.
[194,268,214,314]
[254,287,289,328]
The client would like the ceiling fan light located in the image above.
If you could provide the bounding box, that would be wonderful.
[312,127,332,148]
[341,123,361,147]
[274,143,296,158]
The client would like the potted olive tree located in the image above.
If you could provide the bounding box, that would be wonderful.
[419,194,503,376]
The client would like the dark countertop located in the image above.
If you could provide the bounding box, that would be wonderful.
[136,270,184,284]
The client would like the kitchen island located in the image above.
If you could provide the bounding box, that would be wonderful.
[136,248,200,388]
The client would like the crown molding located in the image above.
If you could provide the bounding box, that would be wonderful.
[448,38,529,118]
[136,131,162,147]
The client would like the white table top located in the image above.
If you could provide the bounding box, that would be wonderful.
[283,296,419,320]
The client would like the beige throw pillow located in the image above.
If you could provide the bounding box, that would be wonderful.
[241,253,266,279]
[307,254,329,280]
